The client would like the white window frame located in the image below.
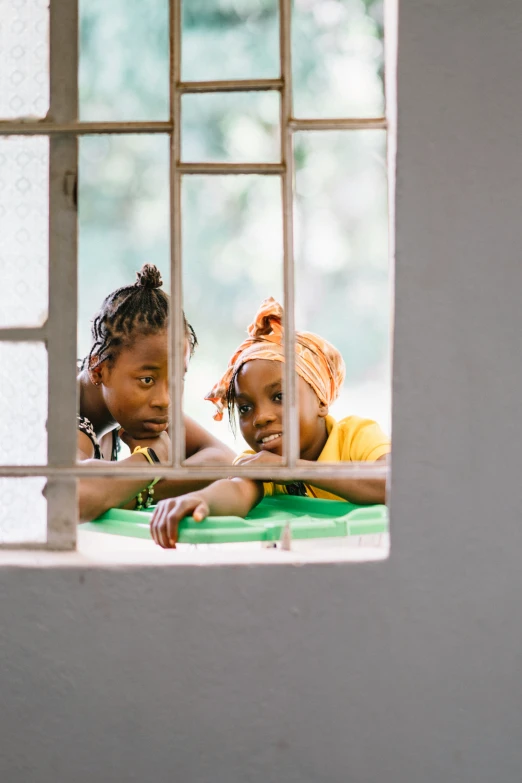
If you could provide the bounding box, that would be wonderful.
[0,0,391,550]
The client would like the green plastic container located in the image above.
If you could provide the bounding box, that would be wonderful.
[82,496,388,545]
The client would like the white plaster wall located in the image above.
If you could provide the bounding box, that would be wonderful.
[2,0,522,780]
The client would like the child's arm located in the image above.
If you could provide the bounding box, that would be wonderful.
[235,451,389,505]
[149,478,263,548]
[77,430,171,523]
[184,415,236,463]
[121,416,236,503]
[296,454,388,505]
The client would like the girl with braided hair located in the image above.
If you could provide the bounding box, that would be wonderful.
[148,297,390,548]
[77,264,234,522]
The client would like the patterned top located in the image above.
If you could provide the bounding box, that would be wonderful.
[77,415,120,461]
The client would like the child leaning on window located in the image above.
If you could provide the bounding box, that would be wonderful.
[149,297,390,548]
[77,264,234,522]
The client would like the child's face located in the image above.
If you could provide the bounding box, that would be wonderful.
[96,329,190,439]
[234,359,328,460]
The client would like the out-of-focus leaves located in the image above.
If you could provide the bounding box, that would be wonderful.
[79,0,390,442]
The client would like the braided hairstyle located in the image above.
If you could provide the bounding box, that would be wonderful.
[85,264,197,371]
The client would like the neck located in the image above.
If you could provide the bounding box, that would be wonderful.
[78,369,117,437]
[300,417,329,462]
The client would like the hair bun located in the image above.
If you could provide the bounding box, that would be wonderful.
[135,264,163,290]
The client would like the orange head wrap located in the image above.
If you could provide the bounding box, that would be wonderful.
[205,297,346,421]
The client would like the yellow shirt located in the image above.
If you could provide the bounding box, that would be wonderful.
[237,415,390,502]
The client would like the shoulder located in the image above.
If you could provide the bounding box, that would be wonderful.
[77,415,99,459]
[336,415,388,434]
[77,430,95,459]
[77,414,96,438]
[100,430,119,461]
[335,415,390,461]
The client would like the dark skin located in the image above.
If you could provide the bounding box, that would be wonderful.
[149,359,388,548]
[77,329,235,522]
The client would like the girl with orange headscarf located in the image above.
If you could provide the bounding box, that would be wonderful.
[149,298,390,548]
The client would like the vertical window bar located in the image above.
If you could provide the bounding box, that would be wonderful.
[280,0,299,467]
[170,0,185,468]
[46,0,79,549]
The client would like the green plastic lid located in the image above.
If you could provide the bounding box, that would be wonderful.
[83,496,388,544]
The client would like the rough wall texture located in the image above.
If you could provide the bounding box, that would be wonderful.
[2,0,522,780]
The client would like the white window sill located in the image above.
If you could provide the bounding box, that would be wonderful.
[0,530,389,567]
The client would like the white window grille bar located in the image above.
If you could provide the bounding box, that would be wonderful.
[289,118,388,131]
[0,121,172,135]
[45,0,79,549]
[0,327,47,341]
[178,78,284,94]
[0,463,388,480]
[0,117,386,136]
[179,162,285,175]
[170,0,185,468]
[280,0,300,468]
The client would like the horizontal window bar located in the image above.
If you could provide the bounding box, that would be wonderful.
[178,78,283,94]
[289,118,387,131]
[0,463,388,480]
[0,118,388,137]
[179,162,285,175]
[0,326,47,341]
[0,121,173,135]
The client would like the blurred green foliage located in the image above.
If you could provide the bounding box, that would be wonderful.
[78,0,390,442]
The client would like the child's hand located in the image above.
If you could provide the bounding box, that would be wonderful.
[234,451,284,468]
[149,494,209,548]
[119,430,171,463]
[235,451,307,485]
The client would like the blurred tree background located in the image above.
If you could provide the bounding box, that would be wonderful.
[78,0,390,450]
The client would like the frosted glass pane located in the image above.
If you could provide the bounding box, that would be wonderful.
[293,0,385,118]
[0,343,48,465]
[0,478,46,544]
[0,0,49,119]
[0,136,49,327]
[182,92,280,163]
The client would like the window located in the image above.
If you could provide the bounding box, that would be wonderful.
[0,0,394,555]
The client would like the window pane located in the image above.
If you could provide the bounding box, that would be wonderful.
[293,0,385,118]
[294,130,390,431]
[0,0,49,119]
[0,342,48,466]
[182,0,279,81]
[182,176,283,451]
[79,0,169,121]
[182,92,280,163]
[0,478,46,544]
[0,136,49,328]
[78,134,170,359]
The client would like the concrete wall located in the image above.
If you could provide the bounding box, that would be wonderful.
[2,0,522,780]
